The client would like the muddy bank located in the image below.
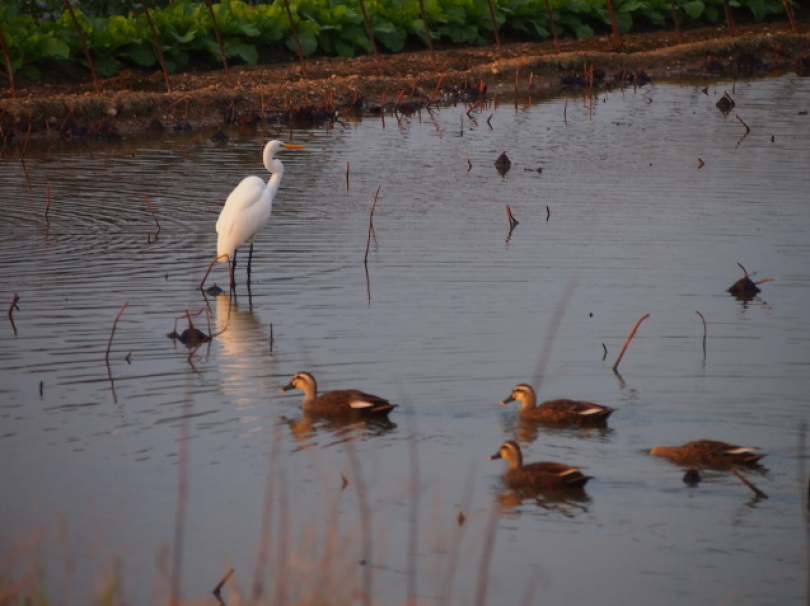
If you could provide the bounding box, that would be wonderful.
[0,19,808,140]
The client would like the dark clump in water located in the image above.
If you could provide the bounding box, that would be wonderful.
[495,151,511,176]
[167,328,210,346]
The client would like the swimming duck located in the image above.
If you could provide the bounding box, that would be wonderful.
[500,384,614,426]
[649,439,765,467]
[278,371,397,417]
[490,440,590,490]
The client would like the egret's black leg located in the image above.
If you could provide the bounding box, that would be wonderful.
[229,248,238,294]
[247,241,255,286]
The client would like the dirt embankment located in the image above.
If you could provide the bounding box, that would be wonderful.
[1,18,808,139]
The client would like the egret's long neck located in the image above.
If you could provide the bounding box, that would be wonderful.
[264,157,284,195]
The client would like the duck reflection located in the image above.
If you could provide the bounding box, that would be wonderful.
[501,413,614,445]
[283,412,397,446]
[215,293,274,404]
[495,485,591,515]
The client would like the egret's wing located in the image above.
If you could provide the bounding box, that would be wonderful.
[216,176,273,258]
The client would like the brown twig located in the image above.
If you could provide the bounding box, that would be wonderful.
[0,23,16,98]
[199,254,229,291]
[415,0,435,67]
[505,205,519,230]
[363,186,381,265]
[545,205,551,221]
[543,0,561,53]
[105,302,130,362]
[203,0,231,83]
[357,0,383,77]
[45,183,52,223]
[781,0,797,33]
[269,323,274,353]
[605,0,622,48]
[695,311,707,356]
[212,568,234,601]
[669,0,683,43]
[736,114,750,134]
[346,161,350,190]
[486,113,494,129]
[345,440,373,606]
[142,194,161,236]
[612,313,650,373]
[139,0,172,93]
[484,0,503,60]
[8,293,20,336]
[63,0,100,93]
[281,0,307,77]
[722,0,737,35]
[731,469,768,499]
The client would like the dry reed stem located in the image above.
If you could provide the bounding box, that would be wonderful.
[505,205,519,230]
[605,0,622,47]
[532,280,577,393]
[473,504,500,606]
[199,253,230,291]
[363,186,381,265]
[669,0,683,43]
[357,0,383,77]
[736,114,751,134]
[252,425,281,600]
[8,293,20,336]
[781,0,797,32]
[722,0,737,35]
[344,440,373,606]
[63,0,100,93]
[484,0,503,60]
[406,414,420,605]
[0,23,16,98]
[695,311,707,356]
[142,194,161,235]
[203,0,231,83]
[612,313,650,372]
[415,0,436,67]
[169,391,193,606]
[104,301,129,362]
[45,183,52,222]
[731,469,767,499]
[212,568,234,600]
[346,161,350,190]
[543,0,561,53]
[281,0,307,77]
[139,0,172,93]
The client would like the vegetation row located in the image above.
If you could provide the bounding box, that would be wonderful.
[1,0,792,80]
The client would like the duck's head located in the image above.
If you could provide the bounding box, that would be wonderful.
[499,384,535,407]
[279,371,317,394]
[490,440,523,466]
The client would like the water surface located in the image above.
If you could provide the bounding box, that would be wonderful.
[1,74,809,605]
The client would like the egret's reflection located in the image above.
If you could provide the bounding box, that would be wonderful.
[215,293,274,406]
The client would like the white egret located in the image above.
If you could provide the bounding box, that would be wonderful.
[216,140,306,292]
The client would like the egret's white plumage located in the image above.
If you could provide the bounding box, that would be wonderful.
[216,140,305,290]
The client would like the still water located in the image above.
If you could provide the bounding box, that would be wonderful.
[1,74,809,605]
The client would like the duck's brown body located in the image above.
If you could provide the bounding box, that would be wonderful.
[649,439,764,467]
[490,441,590,491]
[500,384,614,426]
[279,371,396,417]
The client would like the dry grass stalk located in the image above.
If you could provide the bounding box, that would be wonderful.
[696,310,707,356]
[363,186,381,265]
[105,301,129,362]
[612,313,650,372]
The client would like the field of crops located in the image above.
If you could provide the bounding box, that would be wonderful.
[1,0,793,80]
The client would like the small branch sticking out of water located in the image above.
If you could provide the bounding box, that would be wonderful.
[563,99,568,125]
[212,568,234,603]
[731,469,768,499]
[736,114,750,134]
[45,183,52,222]
[363,186,381,265]
[697,158,705,169]
[199,253,228,292]
[695,311,707,356]
[486,114,494,129]
[346,161,350,190]
[602,343,608,361]
[464,154,472,172]
[143,194,161,241]
[8,293,20,336]
[546,205,551,221]
[505,205,519,230]
[612,313,650,373]
[269,323,274,353]
[105,301,130,362]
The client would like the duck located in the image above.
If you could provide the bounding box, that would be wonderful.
[278,371,397,417]
[649,439,765,467]
[499,383,614,426]
[490,440,591,490]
